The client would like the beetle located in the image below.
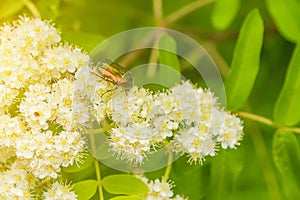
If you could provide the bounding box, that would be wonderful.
[91,59,132,95]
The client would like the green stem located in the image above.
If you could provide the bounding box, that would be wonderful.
[280,126,300,133]
[163,153,173,181]
[23,0,41,18]
[94,158,104,200]
[90,135,104,200]
[153,0,163,26]
[237,111,276,127]
[146,0,164,78]
[87,123,115,135]
[237,111,300,134]
[164,0,215,25]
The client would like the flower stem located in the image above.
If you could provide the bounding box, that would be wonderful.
[163,153,173,181]
[237,111,300,134]
[164,0,215,25]
[237,111,276,127]
[153,0,163,26]
[23,0,41,18]
[94,158,104,200]
[90,135,104,200]
[279,126,300,133]
[87,123,115,135]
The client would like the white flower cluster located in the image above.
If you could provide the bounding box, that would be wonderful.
[76,71,243,164]
[0,17,87,199]
[171,82,243,163]
[140,177,187,200]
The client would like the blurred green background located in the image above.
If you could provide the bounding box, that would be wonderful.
[1,0,300,199]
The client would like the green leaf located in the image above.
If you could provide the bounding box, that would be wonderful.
[157,34,181,86]
[73,180,98,200]
[110,196,143,200]
[211,0,241,30]
[272,130,300,199]
[102,175,149,195]
[0,0,24,19]
[170,156,209,199]
[158,34,180,72]
[61,154,96,182]
[266,0,300,42]
[274,44,300,126]
[225,9,264,110]
[207,148,244,199]
[62,154,93,173]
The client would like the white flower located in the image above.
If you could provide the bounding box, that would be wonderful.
[0,160,34,200]
[148,179,173,199]
[0,115,23,147]
[139,177,187,200]
[216,112,243,149]
[109,126,152,164]
[43,181,77,200]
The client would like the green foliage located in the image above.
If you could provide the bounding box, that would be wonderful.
[0,0,24,19]
[62,154,94,173]
[266,0,300,42]
[102,175,149,195]
[207,149,244,199]
[110,196,143,200]
[170,156,209,199]
[73,180,99,200]
[158,33,181,86]
[35,0,60,20]
[61,31,105,52]
[225,9,264,110]
[211,0,241,30]
[61,154,96,182]
[272,130,300,199]
[274,44,300,126]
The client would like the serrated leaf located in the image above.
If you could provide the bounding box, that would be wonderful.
[62,154,93,173]
[225,9,264,110]
[272,130,300,199]
[274,44,300,126]
[211,0,241,30]
[110,196,143,200]
[266,0,300,42]
[158,34,181,86]
[0,0,24,19]
[73,180,98,200]
[102,175,149,195]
